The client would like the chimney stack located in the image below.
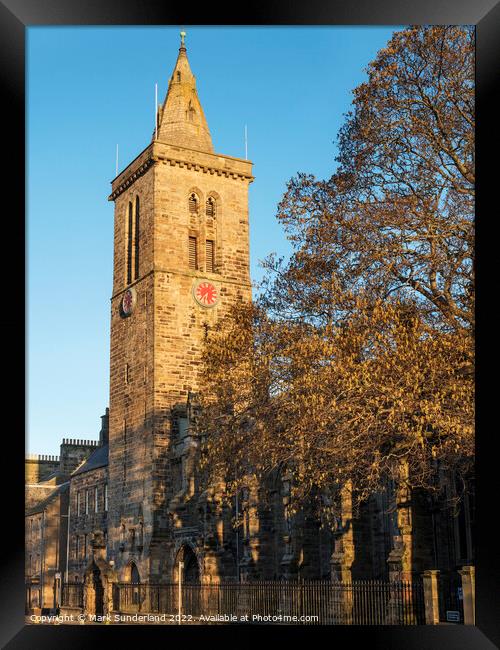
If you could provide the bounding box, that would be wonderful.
[99,407,109,446]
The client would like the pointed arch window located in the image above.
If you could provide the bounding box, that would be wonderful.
[189,193,199,214]
[177,71,181,82]
[130,562,141,604]
[127,201,133,285]
[134,196,140,280]
[130,562,140,584]
[206,197,216,218]
[126,197,141,285]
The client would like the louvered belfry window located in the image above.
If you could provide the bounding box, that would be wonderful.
[206,239,215,273]
[134,196,140,280]
[189,193,198,214]
[189,236,197,270]
[206,197,215,217]
[127,201,133,285]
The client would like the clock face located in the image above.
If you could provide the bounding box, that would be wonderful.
[121,288,136,316]
[193,280,219,307]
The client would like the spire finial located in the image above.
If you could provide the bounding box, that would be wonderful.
[180,31,186,49]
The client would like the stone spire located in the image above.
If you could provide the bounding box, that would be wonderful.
[155,32,214,153]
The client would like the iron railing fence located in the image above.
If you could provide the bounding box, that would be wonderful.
[112,579,426,625]
[25,582,41,613]
[61,581,84,609]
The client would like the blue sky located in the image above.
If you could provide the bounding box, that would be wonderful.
[27,25,399,454]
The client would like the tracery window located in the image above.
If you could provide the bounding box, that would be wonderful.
[134,196,140,280]
[127,201,133,285]
[189,193,199,214]
[206,197,215,217]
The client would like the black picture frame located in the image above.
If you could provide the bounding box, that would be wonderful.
[3,1,498,647]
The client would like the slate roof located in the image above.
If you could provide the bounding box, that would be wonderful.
[71,443,109,476]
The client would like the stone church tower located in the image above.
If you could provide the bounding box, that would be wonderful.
[107,34,253,583]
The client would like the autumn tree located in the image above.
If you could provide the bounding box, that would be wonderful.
[199,25,474,517]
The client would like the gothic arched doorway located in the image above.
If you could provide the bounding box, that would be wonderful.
[128,561,141,606]
[92,566,104,616]
[174,545,200,584]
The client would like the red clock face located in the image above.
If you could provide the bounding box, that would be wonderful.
[193,280,218,307]
[121,288,135,316]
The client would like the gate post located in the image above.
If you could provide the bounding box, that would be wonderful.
[422,570,440,624]
[459,565,475,625]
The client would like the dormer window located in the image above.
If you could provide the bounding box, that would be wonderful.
[177,71,181,82]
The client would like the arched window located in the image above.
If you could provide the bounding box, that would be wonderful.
[205,197,217,272]
[129,561,141,605]
[177,71,181,82]
[206,197,216,218]
[189,236,197,270]
[134,196,140,280]
[206,239,215,273]
[130,562,140,583]
[127,201,133,285]
[188,193,198,214]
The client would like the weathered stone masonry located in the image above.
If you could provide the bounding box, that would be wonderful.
[25,37,474,611]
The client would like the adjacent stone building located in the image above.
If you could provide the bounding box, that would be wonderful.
[25,482,69,611]
[25,415,107,612]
